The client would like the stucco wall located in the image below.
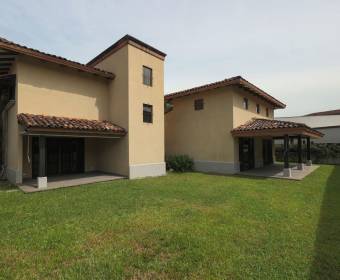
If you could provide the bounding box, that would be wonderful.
[7,40,165,181]
[127,44,165,166]
[16,57,110,120]
[6,62,23,184]
[94,46,130,176]
[165,87,235,163]
[7,103,22,183]
[15,56,128,179]
[165,85,276,173]
[94,43,165,178]
[232,87,274,128]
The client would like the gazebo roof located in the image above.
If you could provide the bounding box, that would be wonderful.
[231,118,323,138]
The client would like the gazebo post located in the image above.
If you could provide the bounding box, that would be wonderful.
[297,135,304,170]
[283,134,292,177]
[306,136,312,166]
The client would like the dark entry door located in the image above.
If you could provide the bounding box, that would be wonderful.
[32,137,84,178]
[239,138,255,171]
[262,139,273,165]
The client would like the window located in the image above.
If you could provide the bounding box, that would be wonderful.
[243,98,249,110]
[266,108,269,117]
[143,104,153,123]
[143,66,152,86]
[194,99,204,110]
[256,104,260,114]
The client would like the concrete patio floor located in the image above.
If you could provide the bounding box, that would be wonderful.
[238,164,319,180]
[19,172,126,193]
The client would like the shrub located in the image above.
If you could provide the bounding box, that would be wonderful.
[166,155,194,172]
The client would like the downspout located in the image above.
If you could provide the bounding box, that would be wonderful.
[1,100,15,179]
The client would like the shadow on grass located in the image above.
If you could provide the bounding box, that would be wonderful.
[0,180,16,191]
[310,165,340,279]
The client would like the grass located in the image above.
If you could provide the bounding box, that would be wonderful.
[0,165,339,279]
[0,180,16,191]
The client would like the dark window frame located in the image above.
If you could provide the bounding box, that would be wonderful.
[143,66,153,86]
[194,99,204,110]
[143,103,153,123]
[243,98,249,110]
[266,108,269,117]
[256,104,261,114]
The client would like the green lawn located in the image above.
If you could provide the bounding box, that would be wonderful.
[0,166,339,279]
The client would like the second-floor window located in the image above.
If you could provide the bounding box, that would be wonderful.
[143,66,152,86]
[143,104,153,123]
[194,99,204,110]
[243,98,249,110]
[256,104,261,114]
[266,108,269,117]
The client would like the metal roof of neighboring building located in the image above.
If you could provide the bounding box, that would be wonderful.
[306,109,340,116]
[277,115,340,129]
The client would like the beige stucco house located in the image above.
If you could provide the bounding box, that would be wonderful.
[165,76,323,176]
[0,35,166,184]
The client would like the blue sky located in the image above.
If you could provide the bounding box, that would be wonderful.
[1,0,340,116]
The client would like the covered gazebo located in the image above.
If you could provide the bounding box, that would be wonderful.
[231,118,324,177]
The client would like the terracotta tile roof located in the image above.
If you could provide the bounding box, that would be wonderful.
[18,113,126,135]
[233,118,308,131]
[0,37,114,79]
[87,34,166,66]
[165,76,286,109]
[306,109,340,116]
[231,118,323,137]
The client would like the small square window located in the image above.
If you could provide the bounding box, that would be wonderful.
[143,66,152,86]
[143,104,153,123]
[256,104,260,114]
[266,108,269,117]
[243,98,249,110]
[194,99,204,110]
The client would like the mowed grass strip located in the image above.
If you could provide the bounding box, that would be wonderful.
[0,165,339,279]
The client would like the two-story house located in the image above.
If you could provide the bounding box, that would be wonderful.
[0,35,166,185]
[165,76,322,177]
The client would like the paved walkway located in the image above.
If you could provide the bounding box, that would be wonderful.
[238,164,319,180]
[19,172,125,193]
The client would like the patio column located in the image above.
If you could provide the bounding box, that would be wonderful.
[297,135,304,170]
[306,136,312,166]
[38,136,47,189]
[283,134,292,177]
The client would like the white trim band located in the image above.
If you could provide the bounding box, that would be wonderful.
[129,162,166,179]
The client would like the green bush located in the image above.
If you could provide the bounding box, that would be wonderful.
[166,155,194,172]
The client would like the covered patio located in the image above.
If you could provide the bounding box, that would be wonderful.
[17,113,127,190]
[232,118,323,178]
[19,172,125,193]
[238,163,319,180]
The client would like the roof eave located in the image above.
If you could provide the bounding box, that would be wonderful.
[231,127,323,138]
[87,34,167,66]
[165,76,286,109]
[0,42,115,79]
